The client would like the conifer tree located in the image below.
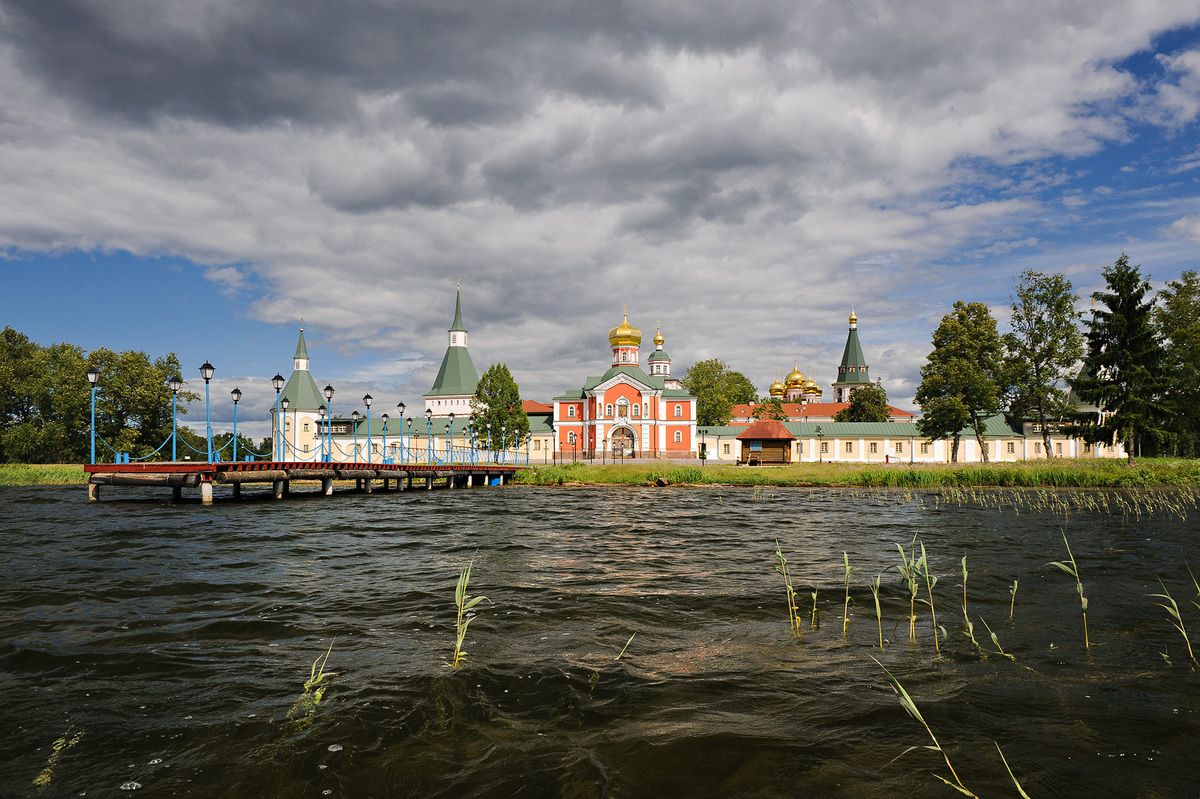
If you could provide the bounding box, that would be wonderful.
[471,363,530,446]
[1071,254,1165,463]
[1155,271,1200,456]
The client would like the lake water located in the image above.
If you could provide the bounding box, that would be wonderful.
[1,484,1198,797]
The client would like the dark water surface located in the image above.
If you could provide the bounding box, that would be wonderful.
[2,484,1198,798]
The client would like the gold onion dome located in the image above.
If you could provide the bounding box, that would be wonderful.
[608,309,642,346]
[802,378,821,394]
[849,309,858,325]
[653,324,665,347]
[785,362,805,387]
[769,376,786,396]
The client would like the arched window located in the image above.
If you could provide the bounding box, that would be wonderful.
[567,406,576,418]
[674,430,682,443]
[606,404,614,416]
[632,404,640,418]
[620,352,627,362]
[674,404,682,418]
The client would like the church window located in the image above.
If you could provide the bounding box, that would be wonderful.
[674,404,682,418]
[920,443,929,454]
[820,442,828,454]
[723,444,731,455]
[896,442,903,453]
[674,430,683,443]
[845,441,853,453]
[869,442,878,454]
[1034,442,1041,454]
[1055,442,1063,455]
[606,404,614,417]
[620,352,627,362]
[632,405,640,418]
[303,422,310,432]
[1007,442,1015,454]
[568,432,576,444]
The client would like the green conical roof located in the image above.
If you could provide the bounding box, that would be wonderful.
[281,368,325,410]
[836,320,871,385]
[294,327,309,360]
[427,345,478,396]
[449,288,466,332]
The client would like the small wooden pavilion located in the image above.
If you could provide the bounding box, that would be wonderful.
[736,419,795,465]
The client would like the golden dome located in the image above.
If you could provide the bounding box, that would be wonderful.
[769,376,786,397]
[802,378,821,395]
[849,308,858,326]
[785,360,805,387]
[608,308,642,347]
[653,323,665,347]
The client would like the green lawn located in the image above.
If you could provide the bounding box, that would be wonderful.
[0,464,88,486]
[512,459,1200,488]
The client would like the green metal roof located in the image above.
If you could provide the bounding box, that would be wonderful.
[449,288,467,332]
[835,326,871,385]
[281,367,325,410]
[696,415,1024,439]
[426,345,478,396]
[554,365,696,400]
[294,328,309,360]
[647,349,670,362]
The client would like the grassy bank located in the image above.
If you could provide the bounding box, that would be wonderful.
[0,464,88,486]
[512,459,1200,489]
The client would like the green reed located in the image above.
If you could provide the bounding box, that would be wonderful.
[896,540,921,643]
[1149,578,1196,666]
[1048,530,1089,651]
[960,557,983,655]
[869,574,884,650]
[288,641,336,725]
[1009,578,1019,622]
[1187,561,1200,610]
[872,657,977,797]
[452,561,488,668]
[919,542,942,655]
[33,728,83,790]
[774,540,803,638]
[842,551,854,637]
[810,589,820,629]
[979,617,1015,661]
[994,742,1033,798]
[615,633,636,661]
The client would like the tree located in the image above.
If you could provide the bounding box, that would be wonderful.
[1155,270,1200,457]
[681,359,758,426]
[472,363,530,447]
[1004,271,1084,458]
[915,302,1005,462]
[1072,254,1165,463]
[752,397,788,420]
[833,381,891,422]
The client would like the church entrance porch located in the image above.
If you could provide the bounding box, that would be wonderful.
[609,427,637,458]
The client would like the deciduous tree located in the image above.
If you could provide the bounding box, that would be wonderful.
[682,359,757,426]
[833,381,891,422]
[1154,270,1200,456]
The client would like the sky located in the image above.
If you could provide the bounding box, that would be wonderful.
[2,0,1200,441]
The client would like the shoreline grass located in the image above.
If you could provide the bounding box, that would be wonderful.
[0,464,88,486]
[512,458,1200,489]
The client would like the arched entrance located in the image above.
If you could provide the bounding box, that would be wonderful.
[609,427,636,458]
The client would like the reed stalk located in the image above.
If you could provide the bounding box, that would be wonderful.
[810,589,820,630]
[33,728,83,790]
[1187,562,1200,612]
[870,574,884,650]
[452,561,488,668]
[994,742,1033,798]
[1009,578,1019,622]
[1048,531,1089,651]
[897,540,921,643]
[919,542,942,655]
[615,633,636,661]
[288,640,337,724]
[960,557,983,654]
[1149,579,1196,665]
[979,617,1015,661]
[774,540,803,638]
[872,657,978,797]
[842,551,854,637]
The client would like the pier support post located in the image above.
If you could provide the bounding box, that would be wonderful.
[201,482,213,505]
[172,486,182,503]
[467,474,474,488]
[382,477,389,491]
[88,482,100,502]
[273,479,284,500]
[365,479,373,494]
[283,480,290,497]
[322,477,333,496]
[232,483,241,500]
[426,475,433,490]
[407,474,413,490]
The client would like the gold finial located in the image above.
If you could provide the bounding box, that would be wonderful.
[456,277,461,289]
[653,322,665,347]
[849,307,858,326]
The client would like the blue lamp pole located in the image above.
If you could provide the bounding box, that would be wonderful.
[467,415,475,465]
[351,410,361,463]
[397,402,406,462]
[231,387,242,461]
[406,417,413,463]
[382,412,390,462]
[280,397,290,460]
[200,361,215,463]
[425,408,435,464]
[318,405,327,461]
[323,384,335,462]
[500,424,506,465]
[272,373,285,461]
[168,375,182,461]
[486,422,492,464]
[445,423,451,462]
[363,394,373,464]
[447,412,456,461]
[86,367,100,464]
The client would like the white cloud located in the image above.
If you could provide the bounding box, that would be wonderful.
[1169,214,1200,242]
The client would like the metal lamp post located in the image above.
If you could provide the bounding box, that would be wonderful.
[168,375,182,461]
[272,373,286,461]
[323,384,335,461]
[500,424,507,464]
[406,417,413,462]
[816,425,824,464]
[231,387,242,461]
[467,414,474,465]
[86,366,100,464]
[280,397,290,460]
[351,410,361,462]
[318,405,327,461]
[381,412,389,462]
[425,408,433,465]
[445,423,451,462]
[363,394,373,464]
[397,402,406,462]
[448,412,455,461]
[200,361,215,462]
[486,422,492,463]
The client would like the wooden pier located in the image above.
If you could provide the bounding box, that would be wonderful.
[83,460,521,503]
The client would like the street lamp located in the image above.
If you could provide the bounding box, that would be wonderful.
[467,414,475,465]
[425,408,433,465]
[486,421,492,463]
[500,424,507,465]
[445,423,451,462]
[323,384,335,461]
[351,410,361,462]
[318,405,327,461]
[363,394,373,464]
[280,396,290,461]
[86,366,100,464]
[381,412,389,462]
[448,412,456,462]
[272,373,286,461]
[397,402,406,461]
[168,375,182,461]
[406,416,413,463]
[699,428,707,467]
[200,360,215,462]
[816,424,824,464]
[231,387,242,461]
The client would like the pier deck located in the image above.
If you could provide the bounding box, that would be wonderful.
[84,460,521,503]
